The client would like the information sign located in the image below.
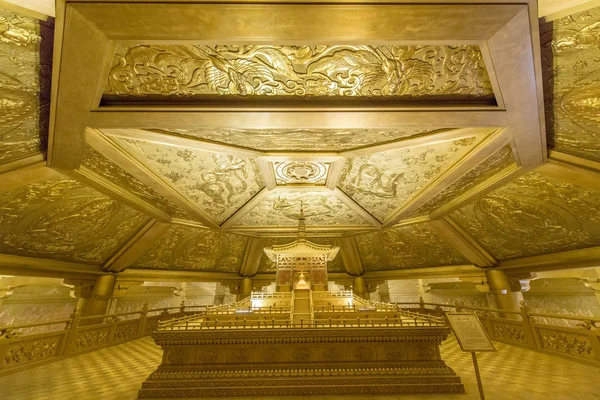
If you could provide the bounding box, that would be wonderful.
[446,312,496,352]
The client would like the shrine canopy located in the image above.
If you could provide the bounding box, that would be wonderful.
[264,238,339,263]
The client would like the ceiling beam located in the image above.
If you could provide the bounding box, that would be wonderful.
[221,188,270,229]
[363,264,483,280]
[0,153,46,176]
[332,188,381,228]
[430,218,496,267]
[499,246,600,275]
[548,150,600,175]
[116,268,241,283]
[88,110,510,130]
[0,253,104,280]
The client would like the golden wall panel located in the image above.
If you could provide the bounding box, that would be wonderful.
[105,45,494,102]
[81,146,193,220]
[155,127,438,152]
[131,225,247,273]
[114,138,265,224]
[0,8,52,164]
[0,176,150,265]
[338,134,489,222]
[355,223,468,271]
[542,6,600,161]
[414,145,515,216]
[235,191,369,227]
[449,171,600,261]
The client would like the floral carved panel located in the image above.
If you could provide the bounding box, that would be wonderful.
[338,134,490,222]
[0,7,53,164]
[236,191,369,227]
[131,225,247,273]
[105,45,494,102]
[449,171,600,260]
[355,223,468,271]
[0,176,149,265]
[154,127,438,152]
[114,138,265,224]
[541,6,600,161]
[81,146,193,220]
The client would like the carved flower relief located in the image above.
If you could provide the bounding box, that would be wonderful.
[76,329,108,350]
[384,346,406,360]
[492,323,524,343]
[541,330,593,358]
[0,177,149,265]
[259,347,281,363]
[292,346,312,362]
[197,348,220,364]
[321,346,345,362]
[415,345,436,360]
[228,348,251,363]
[168,347,191,364]
[352,345,375,361]
[4,337,59,366]
[106,44,493,101]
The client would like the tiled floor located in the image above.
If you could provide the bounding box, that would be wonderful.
[1,336,599,400]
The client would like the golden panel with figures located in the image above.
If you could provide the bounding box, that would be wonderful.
[541,7,600,161]
[0,175,149,265]
[449,171,600,261]
[131,225,247,273]
[0,8,52,165]
[338,134,491,223]
[355,223,468,271]
[105,45,494,103]
[113,137,265,224]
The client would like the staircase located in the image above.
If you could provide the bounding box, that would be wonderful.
[292,289,311,325]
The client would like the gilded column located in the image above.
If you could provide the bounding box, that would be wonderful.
[237,277,253,301]
[353,276,369,300]
[78,275,116,325]
[485,269,522,319]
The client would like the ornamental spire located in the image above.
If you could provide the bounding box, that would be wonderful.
[297,201,306,239]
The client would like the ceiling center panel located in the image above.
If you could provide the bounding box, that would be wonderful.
[112,137,265,224]
[103,44,495,105]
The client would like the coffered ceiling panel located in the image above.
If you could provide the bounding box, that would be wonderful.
[113,137,265,224]
[130,225,247,273]
[355,223,469,271]
[105,44,494,103]
[338,133,491,223]
[0,173,150,265]
[0,7,52,165]
[542,6,600,162]
[154,128,438,153]
[80,145,193,221]
[235,190,369,228]
[449,171,600,261]
[413,145,516,217]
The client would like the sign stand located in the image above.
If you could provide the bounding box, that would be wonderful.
[446,313,496,400]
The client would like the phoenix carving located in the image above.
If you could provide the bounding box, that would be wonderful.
[106,45,494,101]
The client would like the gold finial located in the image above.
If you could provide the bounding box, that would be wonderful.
[297,201,306,239]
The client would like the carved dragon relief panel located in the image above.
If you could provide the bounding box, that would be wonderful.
[541,7,600,161]
[338,134,490,223]
[80,146,194,221]
[449,171,600,261]
[0,175,150,265]
[414,145,516,217]
[113,138,265,224]
[131,225,247,273]
[153,127,438,152]
[104,45,494,102]
[235,191,369,227]
[0,8,52,164]
[354,223,469,271]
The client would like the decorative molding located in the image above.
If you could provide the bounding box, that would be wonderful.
[0,253,104,279]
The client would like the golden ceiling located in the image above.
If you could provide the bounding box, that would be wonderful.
[0,1,598,280]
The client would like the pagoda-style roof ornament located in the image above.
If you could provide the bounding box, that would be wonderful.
[264,202,340,262]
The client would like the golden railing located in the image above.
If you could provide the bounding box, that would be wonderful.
[0,303,208,375]
[391,299,600,367]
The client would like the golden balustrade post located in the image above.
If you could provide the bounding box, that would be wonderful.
[137,302,149,336]
[519,301,538,348]
[237,277,253,301]
[0,328,15,371]
[485,270,521,320]
[353,276,369,300]
[64,308,81,355]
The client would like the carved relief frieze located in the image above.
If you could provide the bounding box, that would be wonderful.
[4,335,60,367]
[114,138,265,224]
[81,146,193,220]
[414,145,515,216]
[155,127,438,152]
[0,8,52,164]
[449,171,600,260]
[354,223,468,271]
[338,135,488,222]
[106,45,494,102]
[0,176,149,265]
[131,225,247,273]
[541,7,600,161]
[236,191,369,227]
